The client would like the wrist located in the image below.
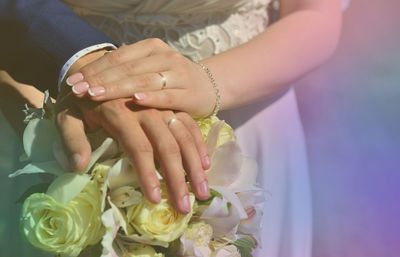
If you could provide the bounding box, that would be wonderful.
[193,61,221,117]
[67,49,108,77]
[59,49,109,94]
[58,43,117,92]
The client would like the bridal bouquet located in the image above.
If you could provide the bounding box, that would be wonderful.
[10,92,264,257]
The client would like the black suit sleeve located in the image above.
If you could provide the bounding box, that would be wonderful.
[0,0,117,96]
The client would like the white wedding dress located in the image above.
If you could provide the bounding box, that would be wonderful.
[62,0,313,256]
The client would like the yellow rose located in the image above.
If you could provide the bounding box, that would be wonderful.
[21,180,104,257]
[126,186,195,243]
[127,244,165,257]
[196,116,234,147]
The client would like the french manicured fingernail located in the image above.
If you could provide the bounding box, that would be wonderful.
[88,87,105,97]
[134,93,147,101]
[151,187,161,203]
[199,180,210,198]
[202,155,211,169]
[66,73,84,86]
[181,195,191,213]
[72,82,89,95]
[70,153,81,170]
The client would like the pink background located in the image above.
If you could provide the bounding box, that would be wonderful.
[295,0,400,256]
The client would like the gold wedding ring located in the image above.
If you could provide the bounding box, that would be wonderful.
[167,116,178,128]
[158,72,167,90]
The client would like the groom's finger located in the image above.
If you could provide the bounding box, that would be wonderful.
[165,115,210,201]
[56,108,91,172]
[98,100,161,204]
[175,112,211,170]
[139,110,191,214]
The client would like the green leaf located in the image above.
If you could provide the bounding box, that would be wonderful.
[18,153,29,162]
[15,182,50,204]
[198,188,222,205]
[78,242,102,257]
[233,237,256,257]
[165,239,180,257]
[234,237,256,249]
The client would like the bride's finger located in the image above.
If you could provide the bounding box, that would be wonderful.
[72,54,172,97]
[134,89,216,117]
[67,38,169,85]
[80,72,174,100]
[133,89,213,118]
[133,89,185,109]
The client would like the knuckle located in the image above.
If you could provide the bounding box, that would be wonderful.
[55,112,66,126]
[188,170,205,184]
[162,91,174,106]
[189,121,201,133]
[86,74,104,87]
[121,62,135,74]
[103,82,119,96]
[159,140,180,156]
[99,99,127,119]
[166,51,183,62]
[138,74,154,87]
[146,38,165,48]
[134,142,154,154]
[137,170,157,185]
[179,130,195,145]
[176,178,188,189]
[106,50,124,65]
[175,68,187,79]
[143,108,161,119]
[165,170,186,185]
[80,65,96,77]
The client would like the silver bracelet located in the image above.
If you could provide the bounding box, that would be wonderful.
[194,61,221,117]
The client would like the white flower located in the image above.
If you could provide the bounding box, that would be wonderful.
[178,221,213,257]
[236,190,265,240]
[213,245,240,257]
[204,121,259,192]
[185,221,213,247]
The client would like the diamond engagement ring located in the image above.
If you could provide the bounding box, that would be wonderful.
[158,72,167,90]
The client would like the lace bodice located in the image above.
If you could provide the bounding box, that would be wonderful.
[62,0,272,61]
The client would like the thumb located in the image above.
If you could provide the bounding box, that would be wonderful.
[56,108,91,172]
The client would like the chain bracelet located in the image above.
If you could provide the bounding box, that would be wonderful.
[194,61,221,117]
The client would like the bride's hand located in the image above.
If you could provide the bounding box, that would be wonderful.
[66,38,217,118]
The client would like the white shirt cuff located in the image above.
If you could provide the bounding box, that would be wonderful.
[58,43,117,92]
